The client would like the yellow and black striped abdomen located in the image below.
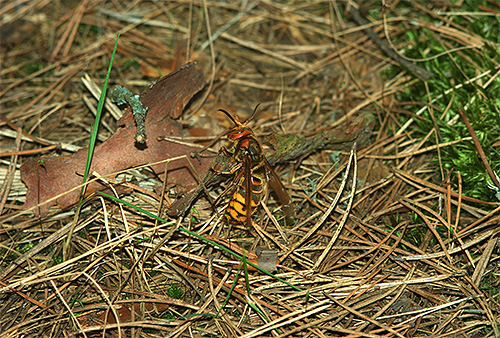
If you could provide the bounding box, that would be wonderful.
[226,175,267,223]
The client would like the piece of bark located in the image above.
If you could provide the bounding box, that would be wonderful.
[21,63,210,216]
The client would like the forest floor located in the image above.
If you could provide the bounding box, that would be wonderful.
[1,1,499,337]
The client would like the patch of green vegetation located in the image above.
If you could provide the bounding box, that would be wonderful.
[167,283,184,299]
[386,211,450,248]
[480,272,499,301]
[391,222,428,249]
[77,229,87,239]
[52,253,63,265]
[78,23,99,36]
[401,226,426,248]
[17,242,34,254]
[384,1,500,204]
[0,249,16,262]
[22,63,44,75]
[136,235,150,244]
[158,312,177,320]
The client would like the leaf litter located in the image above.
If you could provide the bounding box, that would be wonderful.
[1,1,499,338]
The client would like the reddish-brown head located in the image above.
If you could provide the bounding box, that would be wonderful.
[218,104,260,141]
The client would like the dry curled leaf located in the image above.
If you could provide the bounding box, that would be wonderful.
[21,63,211,216]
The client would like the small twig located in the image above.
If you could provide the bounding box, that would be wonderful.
[346,3,435,80]
[110,86,148,143]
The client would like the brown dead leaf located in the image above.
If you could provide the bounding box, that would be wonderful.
[21,63,212,216]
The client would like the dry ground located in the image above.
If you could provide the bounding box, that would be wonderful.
[1,1,499,337]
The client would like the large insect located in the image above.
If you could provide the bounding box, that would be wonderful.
[216,106,293,228]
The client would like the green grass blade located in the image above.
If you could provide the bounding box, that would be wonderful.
[80,34,120,199]
[96,190,302,292]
